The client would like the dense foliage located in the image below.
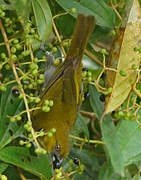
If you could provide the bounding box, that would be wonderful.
[0,0,141,179]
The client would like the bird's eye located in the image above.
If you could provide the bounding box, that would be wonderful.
[55,144,61,152]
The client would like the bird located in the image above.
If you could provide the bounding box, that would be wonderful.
[32,13,95,169]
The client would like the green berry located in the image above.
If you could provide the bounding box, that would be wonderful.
[82,71,87,78]
[48,43,53,49]
[68,159,73,165]
[37,79,44,84]
[119,70,127,77]
[5,64,10,70]
[87,71,92,77]
[11,54,17,62]
[10,117,15,122]
[134,47,139,52]
[1,12,5,17]
[1,5,6,10]
[34,34,39,39]
[126,112,130,117]
[28,84,33,89]
[28,133,33,139]
[118,111,124,117]
[27,120,32,126]
[25,38,33,46]
[35,97,41,103]
[16,115,22,121]
[0,174,8,180]
[101,49,107,54]
[41,149,47,155]
[6,27,13,33]
[107,87,112,93]
[29,97,34,103]
[18,16,22,20]
[27,126,32,132]
[30,28,35,34]
[55,168,61,173]
[71,8,76,14]
[39,74,44,79]
[11,47,16,53]
[42,106,50,112]
[24,124,29,129]
[87,76,92,82]
[18,93,24,99]
[49,100,53,107]
[26,142,32,148]
[44,100,49,105]
[13,39,19,44]
[33,58,39,63]
[52,47,57,53]
[62,41,69,47]
[35,148,40,154]
[29,63,38,70]
[15,44,22,50]
[22,50,30,57]
[32,69,38,76]
[1,53,6,59]
[0,85,6,91]
[47,132,53,137]
[131,64,138,70]
[19,140,25,145]
[51,128,56,133]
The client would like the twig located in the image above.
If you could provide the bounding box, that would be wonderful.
[69,135,103,144]
[52,19,66,57]
[110,0,122,21]
[126,91,132,112]
[84,49,103,66]
[80,111,96,119]
[133,85,141,99]
[53,12,69,19]
[15,167,27,180]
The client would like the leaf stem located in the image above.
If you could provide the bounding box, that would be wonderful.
[52,19,66,57]
[69,135,104,144]
[84,49,103,66]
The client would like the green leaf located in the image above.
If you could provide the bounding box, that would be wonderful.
[70,148,100,179]
[82,55,101,72]
[0,84,25,149]
[101,116,124,176]
[56,0,115,28]
[0,162,8,174]
[116,119,141,167]
[0,146,52,180]
[89,85,124,175]
[98,162,122,180]
[132,174,141,180]
[32,0,52,41]
[11,0,31,22]
[89,84,104,119]
[71,113,89,139]
[98,162,134,180]
[105,0,141,113]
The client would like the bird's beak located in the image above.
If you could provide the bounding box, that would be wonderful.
[52,152,63,169]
